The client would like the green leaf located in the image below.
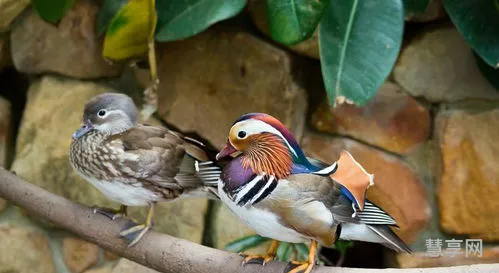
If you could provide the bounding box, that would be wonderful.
[102,0,157,61]
[294,243,309,261]
[474,51,499,91]
[403,0,429,15]
[97,0,128,35]
[276,242,293,261]
[31,0,76,23]
[444,0,499,68]
[155,0,247,42]
[266,0,329,45]
[319,0,404,106]
[224,235,270,253]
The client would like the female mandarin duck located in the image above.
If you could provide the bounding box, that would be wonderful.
[69,93,221,247]
[216,113,411,273]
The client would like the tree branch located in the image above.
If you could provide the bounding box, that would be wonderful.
[0,167,497,273]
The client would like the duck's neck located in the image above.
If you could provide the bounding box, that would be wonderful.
[222,157,256,193]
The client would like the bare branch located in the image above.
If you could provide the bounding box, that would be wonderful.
[0,167,497,273]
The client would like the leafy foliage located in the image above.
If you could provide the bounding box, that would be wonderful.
[101,0,157,61]
[96,0,127,35]
[475,52,499,91]
[403,0,429,15]
[155,0,247,42]
[31,0,76,23]
[32,0,499,106]
[224,234,269,253]
[276,242,293,261]
[444,0,499,68]
[265,0,329,45]
[319,0,404,106]
[293,243,310,261]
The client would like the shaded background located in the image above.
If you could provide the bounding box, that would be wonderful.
[0,0,498,272]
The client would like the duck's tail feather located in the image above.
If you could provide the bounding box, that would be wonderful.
[338,223,412,254]
[175,136,222,200]
[366,225,413,253]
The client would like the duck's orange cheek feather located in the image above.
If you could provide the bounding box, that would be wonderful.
[229,134,250,151]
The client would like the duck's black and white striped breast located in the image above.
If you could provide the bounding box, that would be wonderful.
[217,175,309,244]
[221,174,279,207]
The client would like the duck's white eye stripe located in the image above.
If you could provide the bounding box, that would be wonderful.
[236,120,298,157]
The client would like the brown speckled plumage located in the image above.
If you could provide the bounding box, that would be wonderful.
[69,126,190,201]
[68,92,222,246]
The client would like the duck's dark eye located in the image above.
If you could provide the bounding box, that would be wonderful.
[98,110,106,117]
[238,131,247,138]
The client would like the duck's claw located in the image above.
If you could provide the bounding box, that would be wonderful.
[239,253,275,266]
[284,240,318,273]
[284,261,314,273]
[119,203,155,247]
[92,205,127,220]
[239,239,279,266]
[120,221,151,247]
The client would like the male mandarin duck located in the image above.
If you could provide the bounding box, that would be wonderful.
[69,93,222,247]
[216,113,411,273]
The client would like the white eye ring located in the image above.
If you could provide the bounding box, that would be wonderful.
[97,109,107,118]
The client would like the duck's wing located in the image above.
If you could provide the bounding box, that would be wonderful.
[106,125,221,198]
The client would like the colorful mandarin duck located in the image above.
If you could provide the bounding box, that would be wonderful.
[69,93,222,247]
[216,113,411,273]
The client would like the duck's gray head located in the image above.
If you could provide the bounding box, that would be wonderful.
[73,92,138,139]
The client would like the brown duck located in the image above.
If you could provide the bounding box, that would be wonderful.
[69,92,221,246]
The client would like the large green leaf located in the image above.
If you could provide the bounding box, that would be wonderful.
[403,0,429,15]
[444,0,499,68]
[319,0,404,106]
[155,0,247,42]
[266,0,329,45]
[31,0,76,23]
[102,0,157,61]
[276,242,293,261]
[224,235,269,253]
[96,0,128,35]
[294,243,309,261]
[474,51,499,91]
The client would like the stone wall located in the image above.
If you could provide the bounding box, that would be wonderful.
[0,0,498,272]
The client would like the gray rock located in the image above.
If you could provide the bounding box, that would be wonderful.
[0,96,10,167]
[83,264,114,273]
[0,225,55,273]
[153,26,308,149]
[0,0,29,31]
[11,0,122,79]
[0,96,11,213]
[311,82,431,155]
[0,37,11,71]
[437,108,499,241]
[393,26,499,102]
[63,237,100,273]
